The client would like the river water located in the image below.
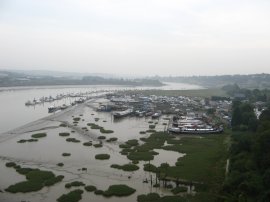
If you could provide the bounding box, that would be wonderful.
[0,82,203,134]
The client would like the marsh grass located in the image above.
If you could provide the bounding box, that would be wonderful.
[59,132,70,137]
[103,184,136,197]
[125,139,139,146]
[5,164,64,193]
[66,138,80,143]
[85,185,97,192]
[5,162,16,167]
[106,137,118,142]
[93,143,103,148]
[62,153,71,157]
[31,133,47,138]
[57,163,64,167]
[111,164,139,171]
[57,189,83,202]
[73,117,81,122]
[100,128,114,133]
[95,154,110,160]
[65,181,85,188]
[17,139,38,143]
[83,142,92,146]
[94,190,104,195]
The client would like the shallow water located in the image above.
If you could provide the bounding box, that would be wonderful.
[0,99,186,202]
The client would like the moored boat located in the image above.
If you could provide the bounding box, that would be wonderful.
[113,108,133,118]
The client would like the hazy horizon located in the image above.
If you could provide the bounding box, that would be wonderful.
[1,0,270,76]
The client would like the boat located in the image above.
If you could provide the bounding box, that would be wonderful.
[152,111,162,119]
[168,126,223,134]
[48,106,59,113]
[25,100,34,106]
[135,110,145,117]
[113,108,133,118]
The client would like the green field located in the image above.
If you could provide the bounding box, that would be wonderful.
[136,131,230,198]
[163,134,229,189]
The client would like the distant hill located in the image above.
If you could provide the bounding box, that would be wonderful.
[0,70,163,87]
[158,74,270,89]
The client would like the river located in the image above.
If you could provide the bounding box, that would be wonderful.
[0,82,203,134]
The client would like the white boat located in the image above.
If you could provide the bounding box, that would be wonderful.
[113,108,133,118]
[152,111,162,119]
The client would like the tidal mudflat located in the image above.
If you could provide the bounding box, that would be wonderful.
[0,98,187,202]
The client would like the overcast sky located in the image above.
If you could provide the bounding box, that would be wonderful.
[0,0,270,76]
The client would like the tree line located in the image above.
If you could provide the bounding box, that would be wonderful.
[223,102,270,201]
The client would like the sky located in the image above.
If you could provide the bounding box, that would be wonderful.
[0,0,270,76]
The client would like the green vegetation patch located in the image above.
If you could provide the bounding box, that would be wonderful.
[83,142,92,146]
[73,117,81,122]
[57,163,64,167]
[57,189,83,202]
[95,154,110,160]
[65,181,85,188]
[87,123,102,129]
[62,153,71,157]
[127,151,154,161]
[31,133,47,138]
[6,162,17,167]
[98,136,106,140]
[93,143,103,148]
[66,138,81,143]
[85,185,97,192]
[143,163,158,172]
[17,139,38,143]
[119,144,132,149]
[100,128,114,133]
[124,132,174,161]
[111,164,139,171]
[94,189,104,195]
[125,139,139,146]
[103,184,136,197]
[5,165,64,193]
[106,137,118,142]
[59,132,70,137]
[139,131,146,134]
[160,135,228,184]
